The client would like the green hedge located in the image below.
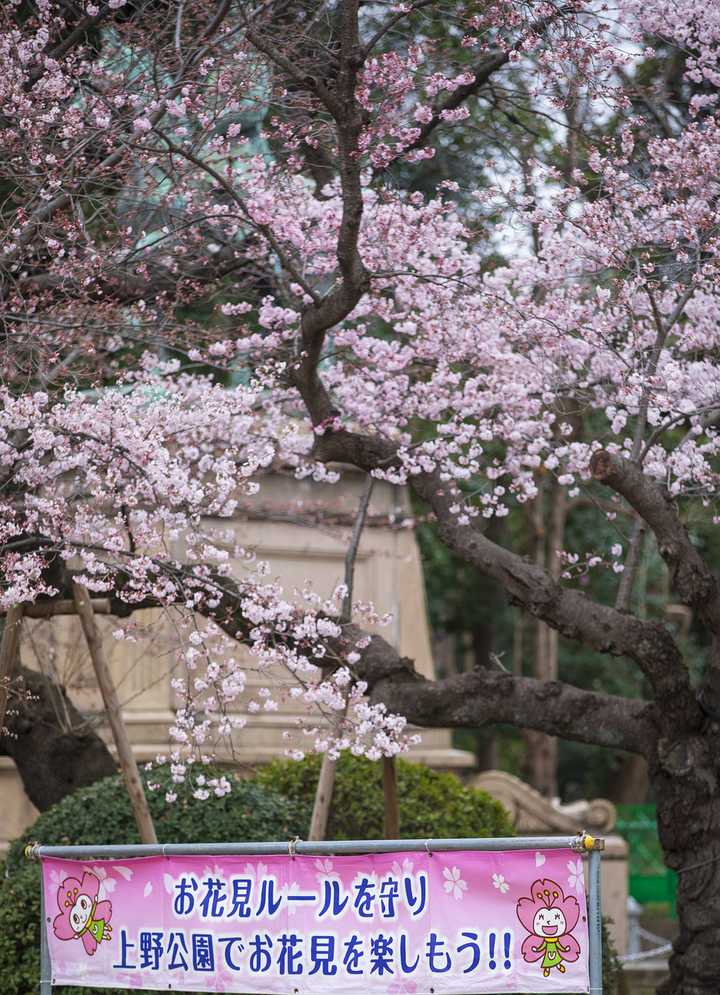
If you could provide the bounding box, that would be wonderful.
[256,753,515,839]
[1,756,512,995]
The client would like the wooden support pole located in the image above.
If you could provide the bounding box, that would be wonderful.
[0,604,24,732]
[309,476,375,842]
[71,582,158,844]
[308,753,338,841]
[383,756,399,839]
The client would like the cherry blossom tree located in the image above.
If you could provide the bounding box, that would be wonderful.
[2,2,720,991]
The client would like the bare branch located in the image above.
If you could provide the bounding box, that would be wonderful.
[615,518,647,613]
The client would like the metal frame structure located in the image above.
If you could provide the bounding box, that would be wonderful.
[29,833,604,995]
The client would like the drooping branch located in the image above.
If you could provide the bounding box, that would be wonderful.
[185,588,657,755]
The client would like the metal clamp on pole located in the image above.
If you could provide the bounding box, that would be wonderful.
[24,841,41,862]
[572,830,606,853]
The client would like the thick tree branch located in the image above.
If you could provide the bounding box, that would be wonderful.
[311,427,700,731]
[126,576,656,755]
[371,667,655,756]
[1,546,654,756]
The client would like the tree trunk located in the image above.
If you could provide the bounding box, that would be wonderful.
[0,605,23,732]
[0,664,116,811]
[522,480,565,798]
[652,730,720,995]
[308,752,338,840]
[382,756,399,839]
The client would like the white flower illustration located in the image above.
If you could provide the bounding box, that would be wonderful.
[392,857,414,878]
[286,880,301,916]
[492,873,509,894]
[98,877,116,898]
[567,858,584,893]
[242,861,268,880]
[202,862,226,879]
[442,866,468,899]
[315,857,339,882]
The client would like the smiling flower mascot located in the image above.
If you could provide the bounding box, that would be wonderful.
[53,871,113,956]
[516,879,581,978]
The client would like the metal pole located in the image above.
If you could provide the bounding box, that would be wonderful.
[39,870,52,995]
[588,846,603,995]
[30,834,584,860]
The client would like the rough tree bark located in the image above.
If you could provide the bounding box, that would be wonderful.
[523,478,566,799]
[0,664,116,811]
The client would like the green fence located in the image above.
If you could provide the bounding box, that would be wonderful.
[616,804,677,915]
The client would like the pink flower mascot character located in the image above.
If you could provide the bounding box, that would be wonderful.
[53,871,112,956]
[516,878,581,978]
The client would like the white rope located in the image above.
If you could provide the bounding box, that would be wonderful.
[636,925,670,946]
[620,943,672,964]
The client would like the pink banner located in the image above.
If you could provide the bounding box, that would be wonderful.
[42,848,590,993]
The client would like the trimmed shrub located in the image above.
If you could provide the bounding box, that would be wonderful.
[256,753,515,840]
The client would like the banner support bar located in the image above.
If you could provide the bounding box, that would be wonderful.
[29,834,590,860]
